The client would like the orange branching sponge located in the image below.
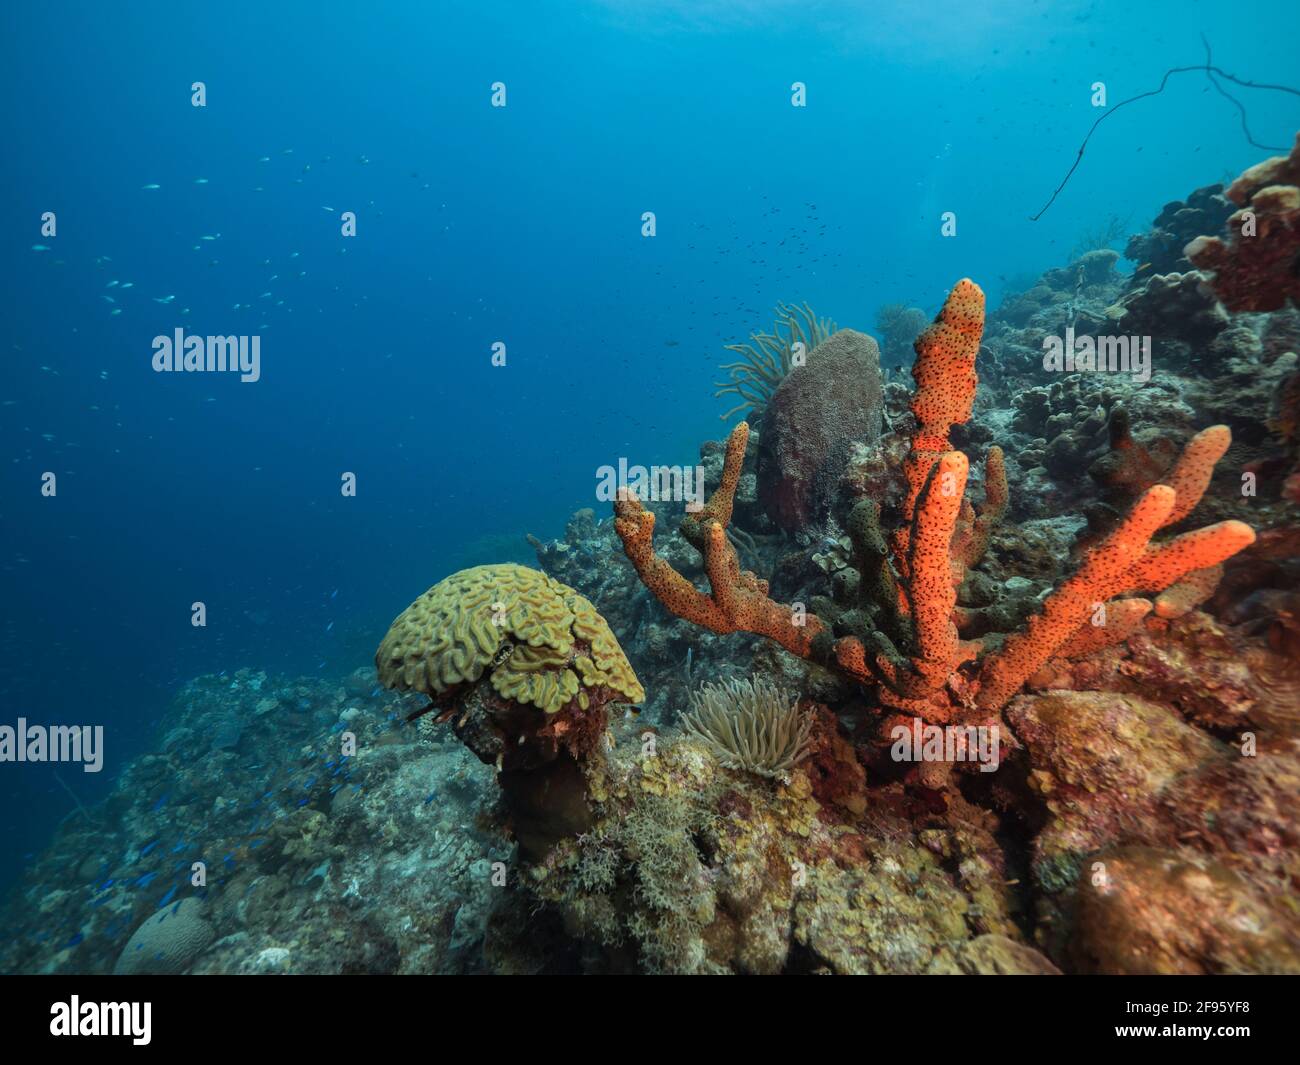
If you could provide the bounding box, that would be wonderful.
[976,486,1177,711]
[954,445,1007,567]
[975,434,1257,712]
[1162,424,1231,526]
[1054,598,1153,660]
[1126,520,1255,594]
[613,277,1254,735]
[1153,564,1224,620]
[909,279,983,443]
[683,419,747,535]
[908,451,970,689]
[613,422,826,660]
[894,280,985,578]
[827,449,981,714]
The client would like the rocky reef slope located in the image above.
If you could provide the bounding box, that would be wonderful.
[3,144,1299,975]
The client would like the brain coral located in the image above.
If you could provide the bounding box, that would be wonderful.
[376,563,643,714]
[113,898,214,975]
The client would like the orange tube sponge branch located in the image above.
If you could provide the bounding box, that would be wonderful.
[895,280,985,578]
[955,445,1007,568]
[1054,598,1154,660]
[976,485,1176,712]
[1126,521,1256,594]
[976,435,1256,714]
[907,451,969,690]
[909,279,983,442]
[1162,424,1231,526]
[613,422,827,660]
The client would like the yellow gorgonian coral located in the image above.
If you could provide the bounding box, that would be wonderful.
[375,563,644,713]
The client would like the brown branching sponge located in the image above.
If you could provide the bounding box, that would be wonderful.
[614,422,828,660]
[614,279,1256,727]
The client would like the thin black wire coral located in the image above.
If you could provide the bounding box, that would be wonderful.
[680,676,814,779]
[714,302,836,421]
[1031,36,1300,221]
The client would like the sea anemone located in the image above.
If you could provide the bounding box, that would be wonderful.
[681,677,813,778]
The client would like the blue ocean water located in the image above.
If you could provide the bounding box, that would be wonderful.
[1,0,1297,893]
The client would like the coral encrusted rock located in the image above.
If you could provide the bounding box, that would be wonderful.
[1069,846,1300,974]
[376,563,645,860]
[1186,131,1300,312]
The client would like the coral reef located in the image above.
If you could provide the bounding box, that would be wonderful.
[1125,185,1233,275]
[114,898,214,975]
[528,713,1046,974]
[875,303,928,367]
[5,149,1300,978]
[1066,213,1130,262]
[0,668,513,975]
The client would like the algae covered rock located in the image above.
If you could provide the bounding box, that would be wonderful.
[1007,689,1223,892]
[530,711,1027,975]
[937,933,1062,975]
[1070,845,1300,974]
[1186,132,1300,313]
